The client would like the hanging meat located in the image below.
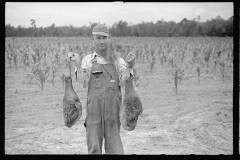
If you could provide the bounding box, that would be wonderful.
[63,55,82,128]
[63,75,82,128]
[120,68,143,131]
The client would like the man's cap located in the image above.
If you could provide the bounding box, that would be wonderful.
[92,24,109,36]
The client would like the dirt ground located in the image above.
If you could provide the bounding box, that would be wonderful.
[5,62,233,155]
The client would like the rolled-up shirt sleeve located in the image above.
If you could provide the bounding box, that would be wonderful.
[81,55,89,72]
[115,58,134,87]
[117,58,127,76]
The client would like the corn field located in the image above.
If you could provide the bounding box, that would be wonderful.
[5,37,233,93]
[5,36,233,154]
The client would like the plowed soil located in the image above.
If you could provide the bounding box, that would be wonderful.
[5,63,233,154]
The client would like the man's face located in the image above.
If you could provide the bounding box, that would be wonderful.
[92,35,110,52]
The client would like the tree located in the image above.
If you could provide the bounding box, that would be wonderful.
[113,20,129,36]
[5,16,233,37]
[5,24,16,37]
[30,19,38,37]
[225,16,233,36]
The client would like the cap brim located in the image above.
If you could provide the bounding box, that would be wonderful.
[92,32,109,36]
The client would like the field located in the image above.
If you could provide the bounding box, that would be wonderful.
[5,37,233,154]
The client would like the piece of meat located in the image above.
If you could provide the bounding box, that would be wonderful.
[63,75,82,128]
[120,68,143,131]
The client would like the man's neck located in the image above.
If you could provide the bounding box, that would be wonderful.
[96,50,107,59]
[94,49,114,64]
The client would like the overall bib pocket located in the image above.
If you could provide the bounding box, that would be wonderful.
[91,63,104,89]
[91,72,103,89]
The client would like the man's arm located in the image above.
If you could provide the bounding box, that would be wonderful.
[116,58,127,87]
[81,56,91,88]
[117,56,135,87]
[67,52,91,88]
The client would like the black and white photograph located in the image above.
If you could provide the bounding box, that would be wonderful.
[5,2,233,154]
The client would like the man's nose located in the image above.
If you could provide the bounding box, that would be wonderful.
[100,38,105,43]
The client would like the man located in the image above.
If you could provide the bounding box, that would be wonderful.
[67,24,135,154]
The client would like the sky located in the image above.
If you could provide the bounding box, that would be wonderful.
[5,2,233,28]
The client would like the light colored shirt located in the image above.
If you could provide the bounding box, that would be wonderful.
[115,57,128,76]
[81,51,108,71]
[81,51,132,87]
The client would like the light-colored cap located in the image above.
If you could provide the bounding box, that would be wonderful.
[92,24,109,36]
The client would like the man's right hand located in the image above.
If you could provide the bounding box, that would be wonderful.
[67,52,80,62]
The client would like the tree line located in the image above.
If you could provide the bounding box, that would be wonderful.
[5,16,233,37]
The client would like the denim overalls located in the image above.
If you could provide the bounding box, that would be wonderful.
[84,57,124,154]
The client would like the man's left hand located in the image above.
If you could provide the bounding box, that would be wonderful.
[126,52,135,68]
